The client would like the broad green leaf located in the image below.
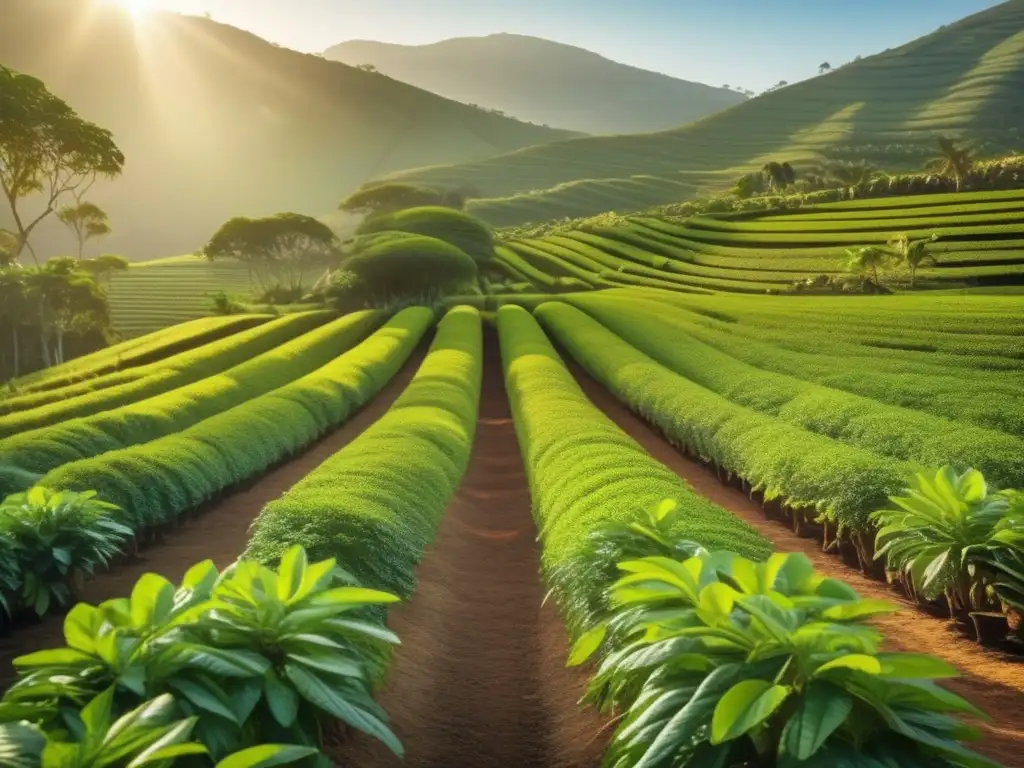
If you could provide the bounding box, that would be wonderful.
[289,652,363,679]
[181,560,219,595]
[307,587,400,608]
[814,654,882,677]
[130,574,176,630]
[324,618,400,646]
[80,687,115,742]
[653,499,678,523]
[215,744,319,768]
[780,681,853,759]
[168,679,239,723]
[264,670,299,728]
[711,680,790,743]
[698,583,736,624]
[877,653,958,680]
[567,624,606,667]
[821,600,899,621]
[284,663,403,757]
[13,648,93,669]
[127,743,209,767]
[277,546,307,603]
[63,604,103,654]
[290,559,337,605]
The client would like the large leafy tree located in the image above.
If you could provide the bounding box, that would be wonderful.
[0,228,17,268]
[928,136,973,192]
[202,213,339,291]
[0,269,28,378]
[24,258,109,367]
[761,161,796,193]
[0,66,124,263]
[57,201,111,259]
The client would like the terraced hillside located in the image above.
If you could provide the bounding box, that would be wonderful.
[490,189,1024,294]
[1,297,1023,767]
[376,0,1024,226]
[0,0,573,259]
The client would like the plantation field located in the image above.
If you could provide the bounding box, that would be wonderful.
[373,1,1024,227]
[2,290,1024,766]
[492,189,1024,293]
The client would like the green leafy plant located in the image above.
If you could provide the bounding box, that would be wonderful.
[0,688,318,768]
[976,492,1024,624]
[872,467,1011,613]
[1,546,402,763]
[571,549,998,767]
[0,487,131,616]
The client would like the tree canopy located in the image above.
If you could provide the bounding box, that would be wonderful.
[202,213,339,290]
[0,66,124,263]
[340,184,466,216]
[356,206,494,263]
[57,201,112,260]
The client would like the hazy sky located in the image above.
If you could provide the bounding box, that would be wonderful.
[146,0,1004,91]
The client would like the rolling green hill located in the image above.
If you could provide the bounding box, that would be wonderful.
[324,34,746,135]
[375,0,1024,227]
[0,0,573,260]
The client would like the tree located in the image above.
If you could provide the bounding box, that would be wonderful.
[0,269,28,378]
[818,62,832,74]
[80,253,129,286]
[24,258,108,366]
[202,213,339,291]
[0,229,18,268]
[355,63,378,73]
[809,160,882,191]
[928,136,973,192]
[889,233,938,289]
[0,66,124,263]
[761,162,795,193]
[57,201,111,259]
[731,172,769,199]
[845,245,894,287]
[340,183,466,216]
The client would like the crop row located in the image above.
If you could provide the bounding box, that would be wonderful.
[40,307,434,537]
[0,311,383,495]
[244,305,483,666]
[0,311,334,433]
[496,305,769,630]
[2,314,270,400]
[566,293,1024,488]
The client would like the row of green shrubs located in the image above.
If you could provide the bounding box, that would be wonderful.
[244,305,483,665]
[0,311,382,491]
[533,302,911,540]
[495,305,769,630]
[568,293,1024,488]
[0,311,332,434]
[1,314,270,402]
[38,308,434,537]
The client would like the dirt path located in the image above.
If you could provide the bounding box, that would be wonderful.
[0,347,427,681]
[569,361,1024,768]
[332,334,607,768]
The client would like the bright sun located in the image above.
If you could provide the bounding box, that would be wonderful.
[107,0,155,19]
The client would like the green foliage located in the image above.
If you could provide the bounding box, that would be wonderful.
[356,206,495,263]
[577,547,997,768]
[0,487,130,616]
[340,183,466,215]
[872,467,1014,611]
[57,202,112,261]
[0,546,401,763]
[0,311,330,439]
[331,233,478,307]
[496,305,768,631]
[41,308,432,532]
[536,300,909,535]
[202,214,339,291]
[244,307,482,646]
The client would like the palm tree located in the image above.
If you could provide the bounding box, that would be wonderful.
[845,245,893,287]
[928,137,973,192]
[889,233,938,289]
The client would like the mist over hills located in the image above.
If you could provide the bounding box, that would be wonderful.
[378,0,1024,227]
[325,33,747,135]
[0,0,573,260]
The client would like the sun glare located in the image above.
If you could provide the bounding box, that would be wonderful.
[107,0,155,19]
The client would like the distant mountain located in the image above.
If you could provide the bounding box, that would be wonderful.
[0,1,573,260]
[377,1,1024,227]
[324,34,746,135]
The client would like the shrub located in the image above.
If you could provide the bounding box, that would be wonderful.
[356,206,494,263]
[496,305,768,630]
[0,311,382,483]
[244,306,482,641]
[331,233,478,307]
[340,183,466,215]
[41,308,435,532]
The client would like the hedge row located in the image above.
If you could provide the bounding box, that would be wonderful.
[568,294,1024,489]
[244,305,482,608]
[496,305,769,631]
[1,314,271,404]
[0,311,333,435]
[42,307,436,531]
[0,311,383,483]
[533,302,913,537]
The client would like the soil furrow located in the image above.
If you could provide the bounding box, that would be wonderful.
[0,347,428,682]
[568,360,1024,768]
[331,333,607,768]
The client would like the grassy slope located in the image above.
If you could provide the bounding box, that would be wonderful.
[0,0,573,260]
[324,34,746,135]
[378,0,1024,226]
